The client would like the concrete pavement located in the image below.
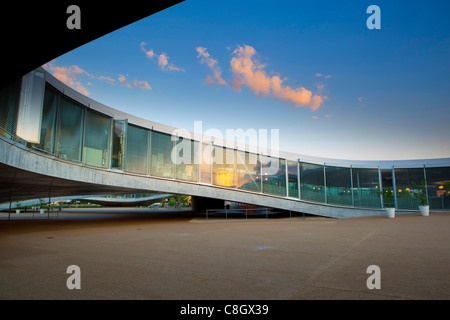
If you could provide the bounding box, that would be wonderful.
[0,209,449,300]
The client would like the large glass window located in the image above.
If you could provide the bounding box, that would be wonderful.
[394,168,425,209]
[352,168,381,208]
[150,131,174,178]
[111,120,127,170]
[261,156,286,196]
[212,146,236,187]
[326,166,352,206]
[236,150,261,192]
[381,169,395,208]
[0,78,21,136]
[126,124,149,174]
[200,142,212,184]
[15,71,45,143]
[175,137,199,182]
[33,84,58,153]
[55,97,84,161]
[425,167,450,209]
[287,161,299,198]
[83,109,111,168]
[300,163,325,203]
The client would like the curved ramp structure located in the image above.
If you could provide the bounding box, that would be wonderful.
[1,68,449,218]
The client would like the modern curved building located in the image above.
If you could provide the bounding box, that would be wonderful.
[1,68,449,218]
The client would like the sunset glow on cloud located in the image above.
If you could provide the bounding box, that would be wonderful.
[43,61,151,93]
[141,42,184,72]
[43,61,90,96]
[229,45,325,111]
[196,47,226,85]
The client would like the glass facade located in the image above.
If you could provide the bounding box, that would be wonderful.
[212,146,236,187]
[126,124,149,174]
[394,168,426,209]
[0,78,22,136]
[425,167,450,209]
[380,169,395,208]
[236,150,261,192]
[1,70,450,214]
[325,166,352,206]
[34,84,58,153]
[83,109,111,168]
[111,120,127,170]
[200,143,212,184]
[150,131,174,178]
[352,168,381,208]
[300,163,325,203]
[55,96,84,161]
[175,137,199,182]
[15,71,45,143]
[287,160,299,198]
[261,156,286,196]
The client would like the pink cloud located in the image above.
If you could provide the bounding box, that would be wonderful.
[118,75,151,90]
[271,76,312,106]
[141,42,184,72]
[158,52,184,72]
[133,79,152,90]
[118,74,132,88]
[230,45,271,96]
[196,47,226,85]
[140,42,155,59]
[229,45,325,111]
[43,61,151,94]
[43,61,90,96]
[97,75,116,85]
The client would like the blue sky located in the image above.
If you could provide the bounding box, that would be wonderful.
[44,0,450,160]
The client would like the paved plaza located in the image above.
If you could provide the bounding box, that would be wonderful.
[0,209,449,300]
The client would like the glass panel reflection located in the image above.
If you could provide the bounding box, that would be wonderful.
[83,109,111,168]
[16,71,45,143]
[175,137,199,182]
[261,156,286,196]
[126,124,148,174]
[55,97,84,161]
[0,78,21,135]
[212,146,235,187]
[287,161,299,198]
[381,169,395,208]
[300,163,325,203]
[34,84,58,153]
[236,150,261,192]
[200,143,212,184]
[394,168,425,209]
[325,166,352,206]
[150,131,174,178]
[111,120,127,170]
[352,168,381,208]
[425,167,450,209]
